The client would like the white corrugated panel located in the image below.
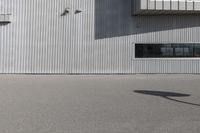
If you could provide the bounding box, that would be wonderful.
[133,0,200,15]
[0,0,200,74]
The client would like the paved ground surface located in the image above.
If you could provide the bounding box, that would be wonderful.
[0,75,200,133]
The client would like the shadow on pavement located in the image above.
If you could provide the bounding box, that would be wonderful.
[134,90,200,107]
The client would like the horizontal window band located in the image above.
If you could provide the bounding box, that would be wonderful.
[135,43,200,58]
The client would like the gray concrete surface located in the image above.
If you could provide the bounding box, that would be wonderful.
[0,75,200,133]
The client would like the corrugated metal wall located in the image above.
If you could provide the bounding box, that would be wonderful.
[0,0,200,74]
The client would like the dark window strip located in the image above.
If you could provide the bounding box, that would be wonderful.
[135,43,200,58]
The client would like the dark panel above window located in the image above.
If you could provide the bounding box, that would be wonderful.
[135,43,200,58]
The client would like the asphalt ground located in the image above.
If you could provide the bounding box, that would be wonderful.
[0,75,200,133]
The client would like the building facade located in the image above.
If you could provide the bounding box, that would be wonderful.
[1,0,200,74]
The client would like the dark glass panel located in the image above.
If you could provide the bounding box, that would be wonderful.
[194,44,200,57]
[135,43,200,58]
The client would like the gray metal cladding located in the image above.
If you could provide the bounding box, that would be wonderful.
[132,59,200,73]
[0,0,200,74]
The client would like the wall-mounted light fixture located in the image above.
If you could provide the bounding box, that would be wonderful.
[0,14,11,24]
[61,8,70,16]
[75,9,82,14]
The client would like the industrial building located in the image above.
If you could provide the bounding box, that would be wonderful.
[1,0,200,74]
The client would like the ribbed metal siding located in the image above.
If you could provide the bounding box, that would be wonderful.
[132,59,200,73]
[0,0,200,74]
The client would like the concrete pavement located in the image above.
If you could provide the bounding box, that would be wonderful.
[0,75,200,133]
